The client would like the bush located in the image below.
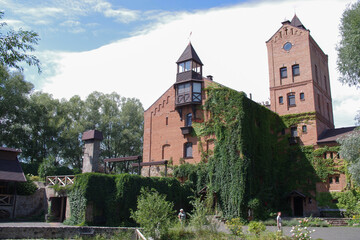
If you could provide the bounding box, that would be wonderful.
[248,221,266,236]
[226,217,244,236]
[189,197,210,229]
[131,188,175,239]
[16,174,38,195]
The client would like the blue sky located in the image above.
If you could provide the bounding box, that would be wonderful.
[1,0,359,127]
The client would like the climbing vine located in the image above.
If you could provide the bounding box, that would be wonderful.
[195,85,345,220]
[281,112,316,127]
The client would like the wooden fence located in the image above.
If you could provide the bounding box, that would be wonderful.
[46,175,75,186]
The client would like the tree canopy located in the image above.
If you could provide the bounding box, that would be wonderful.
[337,1,360,88]
[0,66,144,175]
[0,11,41,72]
[338,129,360,186]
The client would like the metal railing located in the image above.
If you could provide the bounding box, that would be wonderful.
[46,175,75,186]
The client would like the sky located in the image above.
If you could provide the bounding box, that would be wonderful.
[1,0,359,128]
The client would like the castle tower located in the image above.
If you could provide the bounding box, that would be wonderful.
[266,15,334,145]
[82,130,103,173]
[174,42,204,120]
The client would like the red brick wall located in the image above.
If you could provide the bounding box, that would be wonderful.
[142,78,214,176]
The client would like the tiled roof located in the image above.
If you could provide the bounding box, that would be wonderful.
[317,126,357,144]
[0,159,26,182]
[82,130,103,141]
[290,14,306,30]
[176,42,203,65]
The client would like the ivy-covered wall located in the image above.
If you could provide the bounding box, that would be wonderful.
[196,85,321,220]
[66,173,192,226]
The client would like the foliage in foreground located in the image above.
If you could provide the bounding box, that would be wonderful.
[338,129,360,186]
[131,188,175,239]
[337,0,360,88]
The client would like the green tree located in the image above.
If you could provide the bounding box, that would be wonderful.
[58,95,86,171]
[0,11,40,72]
[131,188,175,239]
[337,1,360,88]
[0,65,33,149]
[338,130,360,185]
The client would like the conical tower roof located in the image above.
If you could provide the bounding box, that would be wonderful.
[176,42,203,65]
[290,14,306,30]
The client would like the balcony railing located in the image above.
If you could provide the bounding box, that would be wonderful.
[288,136,299,145]
[181,126,193,135]
[0,194,13,206]
[46,175,75,186]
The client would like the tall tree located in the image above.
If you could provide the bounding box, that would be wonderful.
[337,1,360,88]
[338,130,360,186]
[0,65,33,148]
[0,12,41,72]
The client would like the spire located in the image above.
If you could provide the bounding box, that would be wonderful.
[176,42,203,65]
[290,14,306,30]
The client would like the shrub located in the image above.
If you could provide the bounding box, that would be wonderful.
[16,174,38,195]
[290,219,316,240]
[226,217,244,236]
[248,221,266,236]
[189,197,210,229]
[131,188,175,239]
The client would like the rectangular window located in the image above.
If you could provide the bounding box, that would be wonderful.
[292,64,300,76]
[315,65,319,82]
[330,152,333,159]
[279,96,283,104]
[192,82,202,102]
[280,67,287,78]
[324,76,327,91]
[302,125,307,133]
[184,142,193,158]
[166,117,168,126]
[184,61,191,71]
[291,127,298,137]
[335,176,340,183]
[329,177,333,184]
[288,94,295,106]
[300,92,305,100]
[324,152,327,159]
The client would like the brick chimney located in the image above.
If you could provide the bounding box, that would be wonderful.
[82,130,103,173]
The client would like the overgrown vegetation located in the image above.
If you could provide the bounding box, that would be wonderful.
[16,174,38,195]
[66,173,192,226]
[193,85,319,220]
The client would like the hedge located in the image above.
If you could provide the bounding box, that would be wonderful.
[66,173,192,226]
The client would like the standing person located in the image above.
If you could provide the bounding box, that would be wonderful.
[276,212,282,231]
[178,209,186,225]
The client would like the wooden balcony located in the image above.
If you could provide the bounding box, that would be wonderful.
[46,175,75,186]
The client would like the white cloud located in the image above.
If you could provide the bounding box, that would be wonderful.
[39,0,360,127]
[60,20,85,33]
[94,1,139,23]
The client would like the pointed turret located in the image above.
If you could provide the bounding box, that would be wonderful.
[290,14,306,30]
[174,43,204,109]
[177,42,203,65]
[176,43,203,83]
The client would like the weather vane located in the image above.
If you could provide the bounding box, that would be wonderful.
[188,31,192,43]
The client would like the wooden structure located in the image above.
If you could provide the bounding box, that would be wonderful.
[104,155,142,174]
[0,147,26,219]
[131,160,169,177]
[46,175,75,186]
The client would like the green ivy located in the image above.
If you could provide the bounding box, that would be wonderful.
[280,112,316,127]
[66,173,192,226]
[195,85,331,220]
